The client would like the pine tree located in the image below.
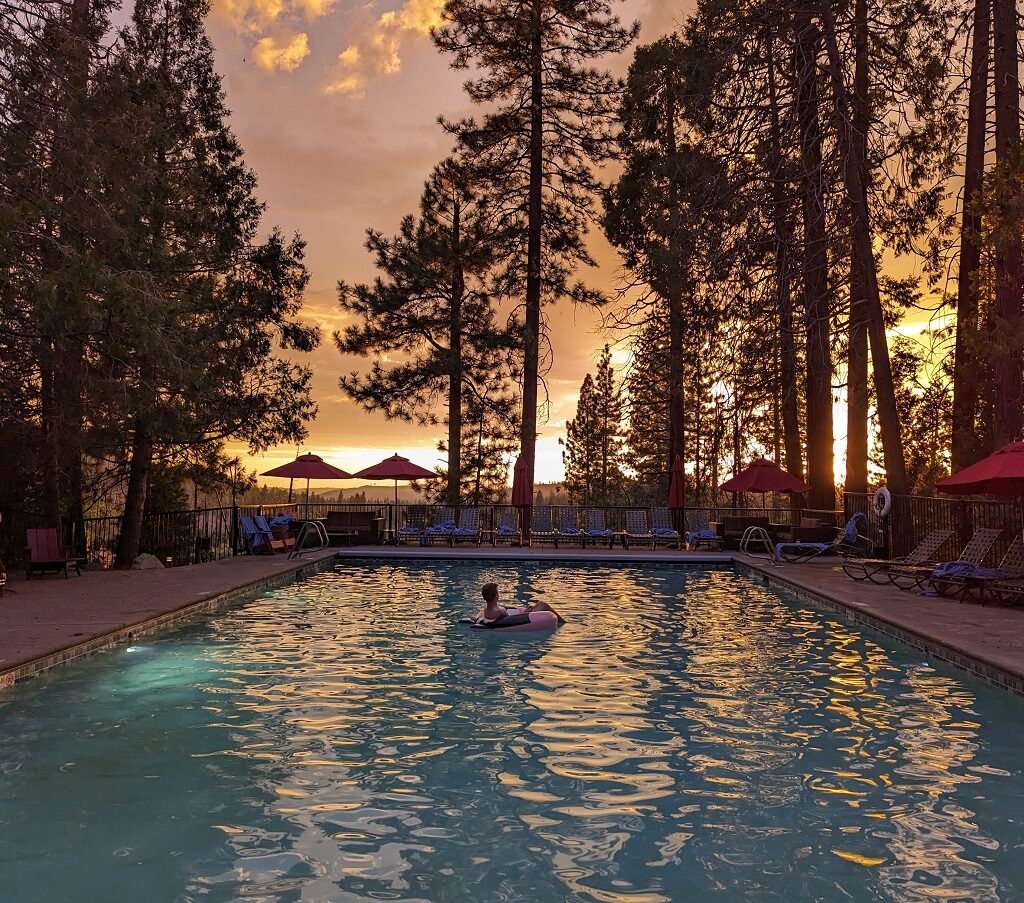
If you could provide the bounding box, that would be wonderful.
[562,347,625,505]
[102,0,318,564]
[337,156,519,505]
[434,0,637,511]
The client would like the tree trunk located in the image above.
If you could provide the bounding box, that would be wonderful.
[845,0,870,495]
[794,11,835,510]
[116,417,153,567]
[992,0,1022,446]
[519,0,543,538]
[447,195,464,506]
[817,0,908,496]
[767,37,803,482]
[952,0,991,469]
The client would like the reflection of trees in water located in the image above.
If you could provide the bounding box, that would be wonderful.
[193,565,458,899]
[178,563,1020,901]
[876,671,1000,902]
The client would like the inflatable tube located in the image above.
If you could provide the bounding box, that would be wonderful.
[459,610,559,633]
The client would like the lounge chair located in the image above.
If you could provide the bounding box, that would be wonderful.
[492,510,522,546]
[774,513,870,563]
[685,510,721,550]
[529,507,558,546]
[650,508,683,549]
[928,533,1024,604]
[583,509,616,549]
[624,510,655,549]
[557,506,585,548]
[842,529,955,584]
[452,508,482,546]
[889,527,1002,590]
[255,515,294,552]
[240,516,275,554]
[25,528,83,578]
[424,507,457,546]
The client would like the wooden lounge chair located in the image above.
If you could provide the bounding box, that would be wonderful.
[931,533,1024,604]
[492,510,521,546]
[25,528,82,578]
[583,509,616,549]
[650,508,683,549]
[240,516,275,554]
[842,529,955,583]
[452,508,482,546]
[255,515,294,552]
[529,507,558,547]
[889,528,1002,590]
[624,510,655,549]
[557,506,585,548]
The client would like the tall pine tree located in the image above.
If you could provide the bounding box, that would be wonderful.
[434,0,637,519]
[337,156,519,505]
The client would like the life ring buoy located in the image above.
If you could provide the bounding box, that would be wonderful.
[459,611,559,633]
[872,486,892,518]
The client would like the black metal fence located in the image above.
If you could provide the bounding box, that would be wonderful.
[844,492,1023,563]
[8,495,1020,571]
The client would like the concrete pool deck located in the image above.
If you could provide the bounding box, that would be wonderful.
[2,545,1024,695]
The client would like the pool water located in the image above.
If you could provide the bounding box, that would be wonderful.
[2,562,1024,902]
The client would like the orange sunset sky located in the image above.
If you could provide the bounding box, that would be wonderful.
[211,0,945,491]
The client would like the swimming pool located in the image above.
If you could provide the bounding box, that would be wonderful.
[1,561,1023,901]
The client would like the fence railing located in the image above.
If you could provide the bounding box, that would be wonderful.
[844,492,1023,562]
[9,495,1019,570]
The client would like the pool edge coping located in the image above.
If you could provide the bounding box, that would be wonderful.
[0,553,341,689]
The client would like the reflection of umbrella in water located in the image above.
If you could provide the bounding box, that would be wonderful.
[261,453,353,506]
[352,454,437,506]
[719,458,810,509]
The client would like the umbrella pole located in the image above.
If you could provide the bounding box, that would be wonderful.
[305,478,310,520]
[288,478,293,504]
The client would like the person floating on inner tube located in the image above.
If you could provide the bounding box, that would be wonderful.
[480,582,565,625]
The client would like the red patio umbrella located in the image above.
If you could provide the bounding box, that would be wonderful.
[510,456,533,507]
[668,455,686,509]
[719,458,811,495]
[352,453,437,506]
[936,441,1024,496]
[261,453,353,505]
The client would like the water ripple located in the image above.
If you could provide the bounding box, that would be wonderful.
[1,562,1023,902]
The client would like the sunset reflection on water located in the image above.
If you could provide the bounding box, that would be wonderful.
[1,561,1022,902]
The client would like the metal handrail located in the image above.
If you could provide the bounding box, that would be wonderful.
[289,520,330,559]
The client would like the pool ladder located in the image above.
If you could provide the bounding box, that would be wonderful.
[739,526,778,564]
[288,520,330,559]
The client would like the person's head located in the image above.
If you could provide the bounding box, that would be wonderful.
[481,582,499,605]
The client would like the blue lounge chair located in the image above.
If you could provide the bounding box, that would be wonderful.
[557,506,585,548]
[584,509,616,549]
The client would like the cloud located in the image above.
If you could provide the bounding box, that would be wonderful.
[253,32,310,71]
[325,0,444,95]
[213,0,334,36]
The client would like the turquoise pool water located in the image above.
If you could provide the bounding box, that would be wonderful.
[2,562,1024,902]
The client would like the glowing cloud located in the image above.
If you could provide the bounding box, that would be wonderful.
[253,32,311,71]
[324,0,444,95]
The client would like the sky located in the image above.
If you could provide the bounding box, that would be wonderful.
[208,0,694,492]
[209,0,945,495]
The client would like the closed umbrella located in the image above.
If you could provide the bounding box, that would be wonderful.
[352,453,437,506]
[668,455,686,509]
[511,456,533,507]
[261,453,353,508]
